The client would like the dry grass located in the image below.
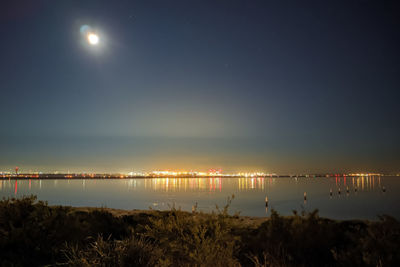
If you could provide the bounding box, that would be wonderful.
[1,195,399,266]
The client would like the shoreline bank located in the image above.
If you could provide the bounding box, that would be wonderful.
[1,196,399,266]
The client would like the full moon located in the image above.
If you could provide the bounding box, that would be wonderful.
[87,33,99,45]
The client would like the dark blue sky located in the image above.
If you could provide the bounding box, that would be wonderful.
[1,0,399,173]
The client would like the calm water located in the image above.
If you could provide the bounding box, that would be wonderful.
[1,176,399,220]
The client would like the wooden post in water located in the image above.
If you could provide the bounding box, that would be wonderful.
[192,202,198,213]
[265,196,268,207]
[330,188,333,197]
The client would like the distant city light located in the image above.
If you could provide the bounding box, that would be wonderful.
[0,169,387,179]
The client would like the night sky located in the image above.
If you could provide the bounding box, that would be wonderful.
[1,0,399,173]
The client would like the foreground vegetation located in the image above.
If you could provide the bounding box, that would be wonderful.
[0,196,399,266]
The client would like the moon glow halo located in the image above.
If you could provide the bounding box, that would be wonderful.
[87,33,99,45]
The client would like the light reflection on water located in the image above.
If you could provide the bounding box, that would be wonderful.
[1,176,399,220]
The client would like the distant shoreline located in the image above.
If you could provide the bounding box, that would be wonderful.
[0,174,389,180]
[1,175,297,180]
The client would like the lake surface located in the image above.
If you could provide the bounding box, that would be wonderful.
[1,176,399,220]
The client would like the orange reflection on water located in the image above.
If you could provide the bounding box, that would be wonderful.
[238,177,265,191]
[138,177,268,192]
[143,178,223,192]
[332,176,381,194]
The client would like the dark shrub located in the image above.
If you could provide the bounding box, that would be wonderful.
[1,196,400,267]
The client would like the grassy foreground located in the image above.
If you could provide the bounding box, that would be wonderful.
[0,196,399,266]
